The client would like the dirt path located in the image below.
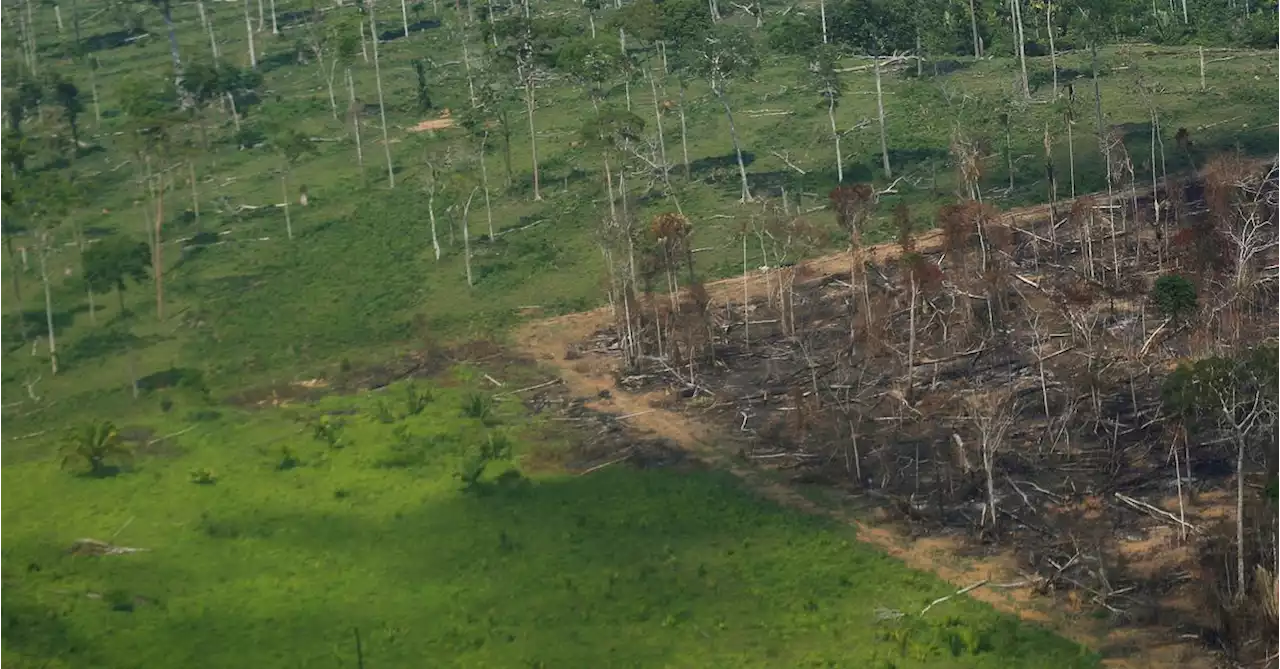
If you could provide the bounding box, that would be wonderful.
[512,184,1236,667]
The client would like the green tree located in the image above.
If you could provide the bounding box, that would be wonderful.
[59,420,133,476]
[84,235,151,315]
[1152,274,1197,319]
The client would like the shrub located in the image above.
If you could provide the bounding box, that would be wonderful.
[1152,274,1198,318]
[189,468,217,485]
[403,382,433,416]
[461,392,494,422]
[59,421,132,476]
[311,416,347,449]
[455,432,513,491]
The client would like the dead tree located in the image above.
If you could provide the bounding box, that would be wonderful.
[1209,365,1277,602]
[961,387,1018,535]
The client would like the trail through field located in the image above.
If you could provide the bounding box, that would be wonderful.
[513,181,1235,668]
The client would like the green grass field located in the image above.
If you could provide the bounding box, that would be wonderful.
[2,0,1274,665]
[2,369,1100,668]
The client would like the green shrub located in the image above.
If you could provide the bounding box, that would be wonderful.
[310,416,347,449]
[189,468,218,485]
[403,382,433,416]
[1152,274,1197,318]
[461,393,494,422]
[58,420,132,476]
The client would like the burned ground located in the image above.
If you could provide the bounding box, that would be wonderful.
[568,157,1278,666]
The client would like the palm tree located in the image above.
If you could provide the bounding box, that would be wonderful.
[60,421,132,476]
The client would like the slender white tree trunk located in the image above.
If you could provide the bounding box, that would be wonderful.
[678,80,691,179]
[244,0,257,68]
[820,0,828,43]
[1012,0,1030,99]
[1198,46,1205,91]
[462,187,478,286]
[874,58,891,178]
[199,0,220,59]
[647,71,669,184]
[347,68,364,168]
[1047,1,1058,98]
[401,0,410,36]
[427,179,442,260]
[369,5,395,188]
[479,132,494,240]
[38,236,57,375]
[715,87,751,202]
[270,0,278,34]
[827,95,843,182]
[257,0,265,31]
[968,0,981,57]
[282,170,293,240]
[523,72,542,200]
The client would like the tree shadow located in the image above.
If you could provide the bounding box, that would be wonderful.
[690,151,757,181]
[78,29,140,54]
[378,19,441,43]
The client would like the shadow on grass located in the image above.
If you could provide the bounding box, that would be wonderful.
[64,467,1097,668]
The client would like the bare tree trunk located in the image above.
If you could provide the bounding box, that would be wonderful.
[820,0,828,43]
[324,61,339,119]
[647,71,669,183]
[461,29,478,108]
[523,72,542,200]
[360,21,369,62]
[1198,46,1205,91]
[1233,434,1244,596]
[678,79,691,179]
[369,6,395,188]
[1012,0,1030,99]
[462,187,478,286]
[1067,117,1076,198]
[479,132,494,240]
[38,235,57,375]
[257,0,265,31]
[905,274,917,401]
[198,0,220,59]
[1047,0,1057,98]
[282,170,293,240]
[968,0,981,57]
[873,57,892,178]
[715,88,752,202]
[401,0,410,36]
[828,94,843,182]
[347,68,364,168]
[154,174,165,320]
[244,0,257,69]
[427,166,442,260]
[1090,42,1104,139]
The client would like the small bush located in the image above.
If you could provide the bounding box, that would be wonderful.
[373,399,397,424]
[189,468,218,485]
[310,416,347,449]
[455,432,513,491]
[1152,274,1197,318]
[461,393,494,422]
[276,445,300,471]
[403,382,433,416]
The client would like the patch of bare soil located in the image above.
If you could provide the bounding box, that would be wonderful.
[515,161,1278,669]
[407,109,456,132]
